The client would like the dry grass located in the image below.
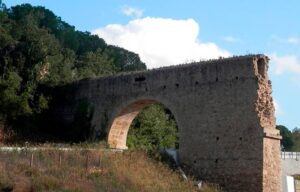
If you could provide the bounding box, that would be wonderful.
[0,149,221,192]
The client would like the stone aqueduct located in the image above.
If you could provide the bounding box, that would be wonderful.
[55,55,281,192]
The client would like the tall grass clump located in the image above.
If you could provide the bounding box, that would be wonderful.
[0,149,221,192]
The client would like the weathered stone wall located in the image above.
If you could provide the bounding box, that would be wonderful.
[257,57,282,192]
[54,55,281,192]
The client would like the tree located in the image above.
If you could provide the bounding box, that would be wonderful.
[105,45,146,72]
[292,127,300,151]
[0,0,4,12]
[40,48,76,86]
[76,49,116,79]
[127,104,178,152]
[276,125,294,150]
[0,3,146,141]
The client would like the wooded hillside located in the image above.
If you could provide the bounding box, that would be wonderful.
[0,3,145,128]
[0,2,178,151]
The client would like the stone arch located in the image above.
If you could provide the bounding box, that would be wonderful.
[107,99,179,149]
[53,55,281,191]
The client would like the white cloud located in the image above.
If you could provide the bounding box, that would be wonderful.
[287,37,300,45]
[270,54,300,75]
[92,17,230,69]
[122,6,143,18]
[274,99,284,116]
[222,36,240,43]
[271,35,300,45]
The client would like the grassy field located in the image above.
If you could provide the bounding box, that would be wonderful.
[0,149,221,192]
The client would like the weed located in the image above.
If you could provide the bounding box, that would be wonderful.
[0,149,221,192]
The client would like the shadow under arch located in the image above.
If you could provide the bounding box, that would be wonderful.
[107,99,178,150]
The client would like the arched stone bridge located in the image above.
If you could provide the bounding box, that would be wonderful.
[53,55,281,192]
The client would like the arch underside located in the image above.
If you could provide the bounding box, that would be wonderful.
[107,100,157,149]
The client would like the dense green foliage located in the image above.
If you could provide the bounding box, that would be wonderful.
[0,3,178,151]
[127,104,178,151]
[291,128,300,151]
[277,125,300,151]
[0,3,145,128]
[277,125,294,150]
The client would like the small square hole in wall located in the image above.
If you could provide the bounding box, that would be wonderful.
[135,76,146,82]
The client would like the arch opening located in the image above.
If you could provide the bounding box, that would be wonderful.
[107,100,178,150]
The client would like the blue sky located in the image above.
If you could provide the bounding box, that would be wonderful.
[4,0,300,130]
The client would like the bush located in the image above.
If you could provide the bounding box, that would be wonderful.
[127,104,178,152]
